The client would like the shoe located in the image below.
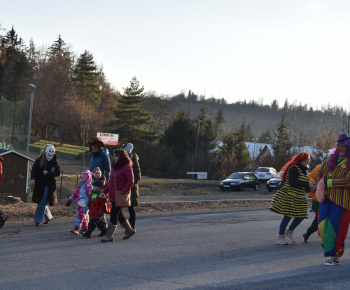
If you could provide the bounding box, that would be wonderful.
[71,226,80,235]
[324,257,341,266]
[285,229,296,244]
[82,230,92,238]
[303,233,310,243]
[44,218,54,224]
[98,228,108,237]
[80,228,88,235]
[35,223,40,227]
[276,235,287,245]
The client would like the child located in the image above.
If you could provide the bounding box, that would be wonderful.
[92,167,106,188]
[66,170,92,235]
[82,179,110,238]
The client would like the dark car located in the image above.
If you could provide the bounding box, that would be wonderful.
[266,172,282,192]
[219,172,259,191]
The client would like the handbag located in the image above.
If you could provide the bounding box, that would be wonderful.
[113,176,131,207]
[316,177,326,203]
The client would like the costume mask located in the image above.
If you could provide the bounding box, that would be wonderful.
[45,145,55,161]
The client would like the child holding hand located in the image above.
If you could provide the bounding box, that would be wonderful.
[66,170,92,235]
[82,179,110,238]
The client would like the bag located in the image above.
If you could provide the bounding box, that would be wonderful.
[114,189,131,207]
[113,175,131,207]
[104,194,111,214]
[316,177,326,203]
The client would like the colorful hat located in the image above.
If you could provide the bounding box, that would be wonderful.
[337,133,350,143]
[80,170,92,183]
[92,167,102,176]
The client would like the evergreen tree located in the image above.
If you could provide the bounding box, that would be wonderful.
[271,109,292,170]
[109,77,154,144]
[215,107,227,140]
[72,50,100,110]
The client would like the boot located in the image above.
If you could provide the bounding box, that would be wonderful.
[285,229,296,244]
[71,226,80,235]
[303,232,310,243]
[101,223,117,242]
[121,220,136,240]
[80,228,88,235]
[98,227,108,237]
[82,229,93,238]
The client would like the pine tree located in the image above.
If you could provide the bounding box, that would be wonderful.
[109,77,154,144]
[271,110,293,170]
[72,50,100,110]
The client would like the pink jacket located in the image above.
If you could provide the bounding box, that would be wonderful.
[104,163,134,204]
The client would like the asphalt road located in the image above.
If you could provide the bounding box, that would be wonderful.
[1,200,350,290]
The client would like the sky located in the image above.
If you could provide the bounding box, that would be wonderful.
[2,0,350,109]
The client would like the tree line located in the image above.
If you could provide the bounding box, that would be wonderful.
[0,26,346,179]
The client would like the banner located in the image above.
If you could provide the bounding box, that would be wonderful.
[97,132,119,146]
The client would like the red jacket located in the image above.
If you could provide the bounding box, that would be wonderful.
[104,163,134,204]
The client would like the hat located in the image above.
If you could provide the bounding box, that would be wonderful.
[124,143,133,154]
[88,137,104,151]
[337,133,350,143]
[93,179,103,189]
[80,170,92,183]
[92,167,102,176]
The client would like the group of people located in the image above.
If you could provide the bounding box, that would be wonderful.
[30,136,141,243]
[270,133,350,266]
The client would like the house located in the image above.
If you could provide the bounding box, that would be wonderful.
[0,150,35,202]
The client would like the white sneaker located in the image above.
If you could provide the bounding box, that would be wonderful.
[276,235,287,245]
[285,229,296,244]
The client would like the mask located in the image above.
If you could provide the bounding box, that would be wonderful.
[45,145,55,161]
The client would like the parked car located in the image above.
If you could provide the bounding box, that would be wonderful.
[219,172,259,191]
[254,167,277,182]
[266,172,282,192]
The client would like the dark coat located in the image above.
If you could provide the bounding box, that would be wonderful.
[130,152,141,206]
[31,154,60,206]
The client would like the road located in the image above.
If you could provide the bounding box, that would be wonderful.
[1,198,350,289]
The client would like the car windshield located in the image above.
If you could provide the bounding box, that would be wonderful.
[256,168,270,172]
[227,173,245,179]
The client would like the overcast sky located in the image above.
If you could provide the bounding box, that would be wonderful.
[2,0,350,109]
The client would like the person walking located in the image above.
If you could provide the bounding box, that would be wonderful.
[31,144,60,226]
[122,143,141,230]
[269,151,314,245]
[317,134,350,266]
[88,137,111,182]
[0,155,8,228]
[101,149,135,242]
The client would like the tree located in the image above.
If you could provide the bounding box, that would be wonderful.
[108,77,154,145]
[215,107,227,140]
[271,110,292,170]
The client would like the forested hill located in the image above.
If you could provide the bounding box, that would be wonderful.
[157,94,347,145]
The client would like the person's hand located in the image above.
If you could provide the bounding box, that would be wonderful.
[43,170,48,176]
[65,200,72,207]
[30,179,35,186]
[99,192,106,199]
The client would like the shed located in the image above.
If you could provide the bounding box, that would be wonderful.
[0,150,34,202]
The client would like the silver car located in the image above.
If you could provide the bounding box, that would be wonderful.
[254,167,277,182]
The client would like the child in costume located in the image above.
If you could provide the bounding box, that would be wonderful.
[92,167,106,189]
[66,170,92,235]
[82,179,110,238]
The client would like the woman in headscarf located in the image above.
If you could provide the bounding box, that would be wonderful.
[269,151,313,245]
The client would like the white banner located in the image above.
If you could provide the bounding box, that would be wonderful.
[97,132,119,146]
[187,172,208,179]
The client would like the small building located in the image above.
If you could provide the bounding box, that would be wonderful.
[0,150,34,202]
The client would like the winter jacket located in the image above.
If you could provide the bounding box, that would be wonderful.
[104,163,134,204]
[88,190,109,219]
[130,152,141,206]
[68,181,92,209]
[89,149,111,181]
[31,154,60,205]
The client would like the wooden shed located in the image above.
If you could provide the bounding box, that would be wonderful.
[0,150,34,202]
